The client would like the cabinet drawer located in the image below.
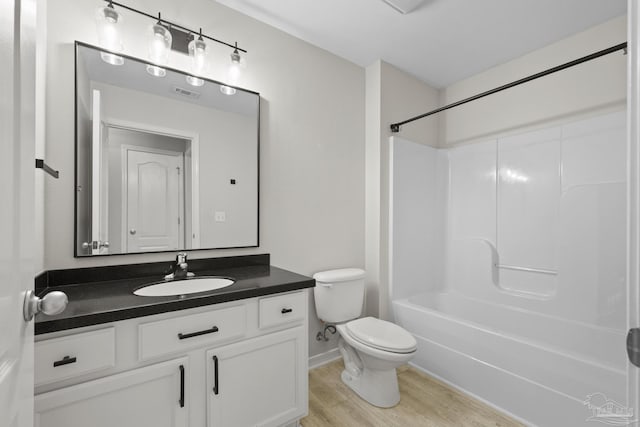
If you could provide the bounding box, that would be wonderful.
[259,291,306,329]
[35,328,116,387]
[139,305,246,360]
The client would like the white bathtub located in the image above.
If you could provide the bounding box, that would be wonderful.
[393,291,627,427]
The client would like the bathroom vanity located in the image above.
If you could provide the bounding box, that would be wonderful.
[33,39,311,427]
[33,255,314,427]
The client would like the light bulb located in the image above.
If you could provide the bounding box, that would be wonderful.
[188,34,207,75]
[96,2,124,65]
[220,85,236,96]
[146,65,166,78]
[227,48,242,85]
[147,20,172,66]
[186,75,204,87]
[100,52,124,66]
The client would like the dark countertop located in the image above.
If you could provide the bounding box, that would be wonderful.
[35,255,315,335]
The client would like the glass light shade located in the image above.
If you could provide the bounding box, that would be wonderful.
[220,85,236,96]
[188,37,208,75]
[227,49,246,85]
[96,5,124,64]
[186,75,205,87]
[147,23,172,66]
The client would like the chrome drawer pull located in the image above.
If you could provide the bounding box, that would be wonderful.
[53,355,77,367]
[178,326,219,340]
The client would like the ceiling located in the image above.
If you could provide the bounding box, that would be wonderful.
[215,0,626,88]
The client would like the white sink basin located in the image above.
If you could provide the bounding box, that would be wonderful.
[134,277,235,297]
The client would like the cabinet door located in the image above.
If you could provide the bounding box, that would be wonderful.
[35,357,189,427]
[207,327,307,427]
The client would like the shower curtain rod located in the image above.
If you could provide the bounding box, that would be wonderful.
[389,42,627,133]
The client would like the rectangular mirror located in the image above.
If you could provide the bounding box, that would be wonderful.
[75,42,259,256]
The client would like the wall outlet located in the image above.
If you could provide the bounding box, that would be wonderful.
[215,211,226,222]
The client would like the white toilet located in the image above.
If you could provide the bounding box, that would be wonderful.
[313,268,417,408]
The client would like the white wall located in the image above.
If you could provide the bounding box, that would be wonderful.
[441,16,626,146]
[43,0,365,358]
[365,60,440,320]
[34,0,47,274]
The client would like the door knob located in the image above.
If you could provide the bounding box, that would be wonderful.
[129,229,136,235]
[23,290,68,321]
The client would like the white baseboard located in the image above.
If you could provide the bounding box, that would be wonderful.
[308,347,341,369]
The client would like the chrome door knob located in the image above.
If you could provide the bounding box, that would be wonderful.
[23,290,68,321]
[129,229,136,235]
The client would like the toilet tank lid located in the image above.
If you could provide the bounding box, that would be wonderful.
[313,268,365,283]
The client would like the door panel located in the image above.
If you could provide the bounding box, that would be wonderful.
[126,149,183,252]
[207,328,307,427]
[628,0,640,415]
[89,91,110,254]
[0,0,36,426]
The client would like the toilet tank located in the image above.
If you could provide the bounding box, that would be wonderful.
[313,268,365,323]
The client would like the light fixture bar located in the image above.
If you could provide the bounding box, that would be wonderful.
[103,0,247,53]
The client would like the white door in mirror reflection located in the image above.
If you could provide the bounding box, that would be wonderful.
[91,90,109,255]
[125,148,184,253]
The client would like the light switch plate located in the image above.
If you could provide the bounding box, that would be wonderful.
[215,211,226,222]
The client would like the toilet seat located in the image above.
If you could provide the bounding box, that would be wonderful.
[345,317,417,354]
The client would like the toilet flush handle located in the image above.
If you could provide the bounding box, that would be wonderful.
[317,282,333,288]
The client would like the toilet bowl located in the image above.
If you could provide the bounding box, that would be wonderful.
[312,268,417,408]
[336,317,417,408]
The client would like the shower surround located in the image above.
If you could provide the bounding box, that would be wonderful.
[389,110,628,426]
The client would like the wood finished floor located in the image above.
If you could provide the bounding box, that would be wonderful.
[301,360,524,427]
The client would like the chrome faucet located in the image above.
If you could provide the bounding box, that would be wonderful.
[164,252,195,280]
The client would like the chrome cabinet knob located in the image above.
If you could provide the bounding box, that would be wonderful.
[99,241,110,248]
[129,229,137,235]
[23,290,68,321]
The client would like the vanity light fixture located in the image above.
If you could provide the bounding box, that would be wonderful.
[98,1,248,86]
[146,13,172,77]
[95,1,125,65]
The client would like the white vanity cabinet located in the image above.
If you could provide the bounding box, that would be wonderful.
[207,328,306,427]
[35,357,189,427]
[34,290,309,427]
